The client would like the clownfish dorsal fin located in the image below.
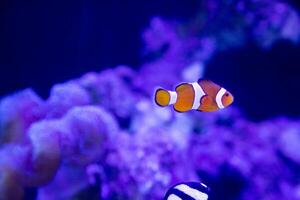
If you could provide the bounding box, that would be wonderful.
[198,78,221,97]
[198,78,214,85]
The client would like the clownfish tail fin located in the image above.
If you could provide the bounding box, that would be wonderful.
[155,88,177,107]
[155,88,170,107]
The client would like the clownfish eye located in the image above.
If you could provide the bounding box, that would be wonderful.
[225,93,229,97]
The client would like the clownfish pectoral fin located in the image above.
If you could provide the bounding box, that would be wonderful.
[198,95,215,112]
[155,88,171,107]
[200,95,211,105]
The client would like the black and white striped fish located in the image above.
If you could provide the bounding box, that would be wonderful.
[164,182,210,200]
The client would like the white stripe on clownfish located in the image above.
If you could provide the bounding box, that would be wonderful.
[167,194,182,200]
[168,91,178,105]
[175,184,209,200]
[191,82,206,110]
[216,88,226,109]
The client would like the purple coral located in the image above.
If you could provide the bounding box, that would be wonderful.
[101,130,198,200]
[0,105,117,199]
[46,82,91,118]
[0,89,45,144]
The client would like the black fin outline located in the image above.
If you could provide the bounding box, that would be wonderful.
[173,105,185,113]
[175,82,189,91]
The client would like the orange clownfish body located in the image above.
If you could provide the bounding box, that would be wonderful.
[154,79,234,112]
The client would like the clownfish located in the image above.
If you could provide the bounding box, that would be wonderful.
[155,79,233,112]
[164,182,209,200]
